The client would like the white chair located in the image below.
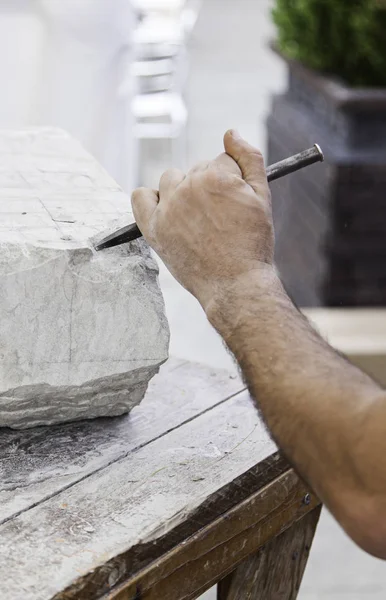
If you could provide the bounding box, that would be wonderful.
[122,0,202,182]
[123,0,202,179]
[132,57,176,94]
[132,0,185,18]
[133,0,201,31]
[132,0,201,84]
[132,91,188,170]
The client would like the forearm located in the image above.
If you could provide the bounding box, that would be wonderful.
[208,267,386,556]
[132,129,386,558]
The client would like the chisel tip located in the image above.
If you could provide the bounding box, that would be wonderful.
[314,143,324,162]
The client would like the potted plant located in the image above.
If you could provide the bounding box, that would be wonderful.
[267,0,386,307]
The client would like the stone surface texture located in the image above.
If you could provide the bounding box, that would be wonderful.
[0,128,169,429]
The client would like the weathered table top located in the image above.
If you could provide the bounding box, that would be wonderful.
[0,359,318,600]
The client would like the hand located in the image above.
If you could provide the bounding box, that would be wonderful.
[131,130,275,312]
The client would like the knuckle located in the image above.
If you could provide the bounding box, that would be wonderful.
[131,187,147,204]
[164,167,178,178]
[196,160,211,170]
[246,148,264,163]
[202,167,226,189]
[188,160,211,175]
[159,169,174,185]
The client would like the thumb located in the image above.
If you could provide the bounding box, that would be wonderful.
[224,129,268,196]
[131,187,159,242]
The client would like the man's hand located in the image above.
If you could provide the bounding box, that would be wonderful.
[134,130,386,560]
[131,130,274,312]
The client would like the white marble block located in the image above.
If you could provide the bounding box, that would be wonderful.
[0,128,169,429]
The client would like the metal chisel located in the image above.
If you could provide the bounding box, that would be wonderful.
[95,144,324,251]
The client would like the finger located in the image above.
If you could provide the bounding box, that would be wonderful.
[131,187,159,240]
[223,129,268,196]
[159,168,185,200]
[213,152,242,177]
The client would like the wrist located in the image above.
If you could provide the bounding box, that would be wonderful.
[205,265,287,341]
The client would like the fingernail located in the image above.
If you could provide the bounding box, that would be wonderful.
[230,129,242,140]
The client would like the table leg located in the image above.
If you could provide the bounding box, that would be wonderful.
[217,505,321,600]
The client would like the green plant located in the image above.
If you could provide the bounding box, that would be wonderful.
[272,0,386,87]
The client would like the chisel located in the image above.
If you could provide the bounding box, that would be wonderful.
[95,144,324,251]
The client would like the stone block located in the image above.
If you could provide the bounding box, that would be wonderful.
[0,128,169,429]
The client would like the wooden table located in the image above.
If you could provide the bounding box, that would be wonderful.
[0,359,321,600]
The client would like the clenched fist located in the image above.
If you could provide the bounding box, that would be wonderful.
[131,130,274,313]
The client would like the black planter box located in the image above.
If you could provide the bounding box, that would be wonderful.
[267,53,386,307]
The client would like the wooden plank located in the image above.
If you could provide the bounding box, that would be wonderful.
[101,471,320,600]
[0,358,244,522]
[218,506,321,600]
[0,391,286,600]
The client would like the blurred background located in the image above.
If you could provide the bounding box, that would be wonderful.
[1,0,385,597]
